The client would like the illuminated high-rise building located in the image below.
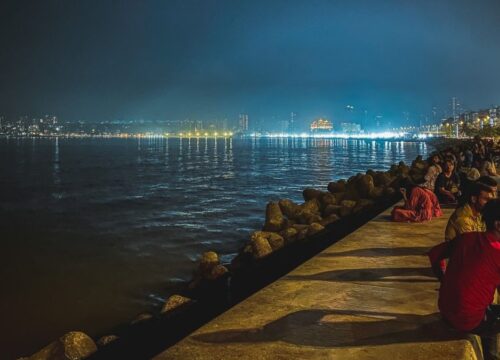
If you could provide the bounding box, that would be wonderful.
[238,113,249,132]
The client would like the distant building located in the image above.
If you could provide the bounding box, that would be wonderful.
[310,118,333,133]
[238,113,249,132]
[340,122,361,134]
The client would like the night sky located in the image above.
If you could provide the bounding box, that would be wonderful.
[1,0,500,126]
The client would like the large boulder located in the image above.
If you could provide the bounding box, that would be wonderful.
[320,193,337,208]
[307,223,325,236]
[206,264,229,280]
[297,210,322,225]
[97,335,119,347]
[302,199,320,214]
[331,192,345,203]
[161,294,193,314]
[303,188,324,201]
[357,175,375,198]
[279,227,298,243]
[199,251,219,273]
[250,235,273,259]
[323,204,342,217]
[384,187,396,197]
[253,230,286,251]
[353,199,375,213]
[373,172,393,187]
[327,180,346,193]
[278,199,301,220]
[340,200,357,217]
[320,214,340,226]
[131,313,153,324]
[368,186,384,199]
[25,332,97,360]
[264,201,285,231]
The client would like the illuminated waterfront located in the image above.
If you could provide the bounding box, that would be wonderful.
[0,137,430,358]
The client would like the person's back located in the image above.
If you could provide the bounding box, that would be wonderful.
[429,199,500,336]
[437,231,500,331]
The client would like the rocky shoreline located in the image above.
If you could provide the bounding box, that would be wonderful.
[22,157,424,360]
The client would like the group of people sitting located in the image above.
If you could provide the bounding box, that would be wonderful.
[391,135,500,223]
[390,137,500,358]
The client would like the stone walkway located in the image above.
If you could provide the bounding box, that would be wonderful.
[154,205,482,360]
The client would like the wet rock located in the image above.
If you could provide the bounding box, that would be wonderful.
[250,235,273,259]
[323,204,342,217]
[251,231,285,251]
[320,193,337,208]
[297,210,322,225]
[373,172,393,187]
[199,251,219,273]
[357,174,375,198]
[206,264,229,280]
[97,335,119,347]
[302,199,320,214]
[340,200,357,217]
[267,233,285,250]
[26,331,97,360]
[353,198,375,213]
[296,228,309,241]
[366,169,376,178]
[303,188,323,201]
[278,199,301,220]
[291,224,309,231]
[307,222,325,236]
[161,294,193,314]
[344,183,361,201]
[320,214,340,226]
[384,187,396,196]
[279,227,298,243]
[332,192,345,203]
[328,180,346,193]
[368,186,384,199]
[263,201,285,231]
[131,313,153,324]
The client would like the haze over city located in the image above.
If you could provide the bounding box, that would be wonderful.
[1,0,500,128]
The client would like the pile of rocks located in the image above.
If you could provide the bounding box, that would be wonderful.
[239,168,400,261]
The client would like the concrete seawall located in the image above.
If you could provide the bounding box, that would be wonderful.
[154,204,483,360]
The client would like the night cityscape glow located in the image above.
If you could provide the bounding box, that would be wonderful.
[2,1,500,359]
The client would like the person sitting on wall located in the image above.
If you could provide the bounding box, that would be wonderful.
[445,182,494,242]
[422,153,442,192]
[391,178,442,222]
[435,159,461,204]
[428,199,500,359]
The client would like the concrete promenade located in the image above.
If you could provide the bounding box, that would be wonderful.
[155,205,483,360]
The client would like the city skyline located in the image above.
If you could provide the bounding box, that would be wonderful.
[1,1,500,126]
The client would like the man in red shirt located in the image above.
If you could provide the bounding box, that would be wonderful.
[428,199,500,358]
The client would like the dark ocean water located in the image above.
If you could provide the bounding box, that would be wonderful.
[0,137,431,358]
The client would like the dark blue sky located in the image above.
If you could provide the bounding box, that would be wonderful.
[1,0,499,127]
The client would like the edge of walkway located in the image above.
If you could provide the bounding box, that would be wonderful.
[154,205,483,360]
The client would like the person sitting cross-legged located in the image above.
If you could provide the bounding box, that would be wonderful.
[428,199,500,359]
[391,178,442,222]
[435,159,461,204]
